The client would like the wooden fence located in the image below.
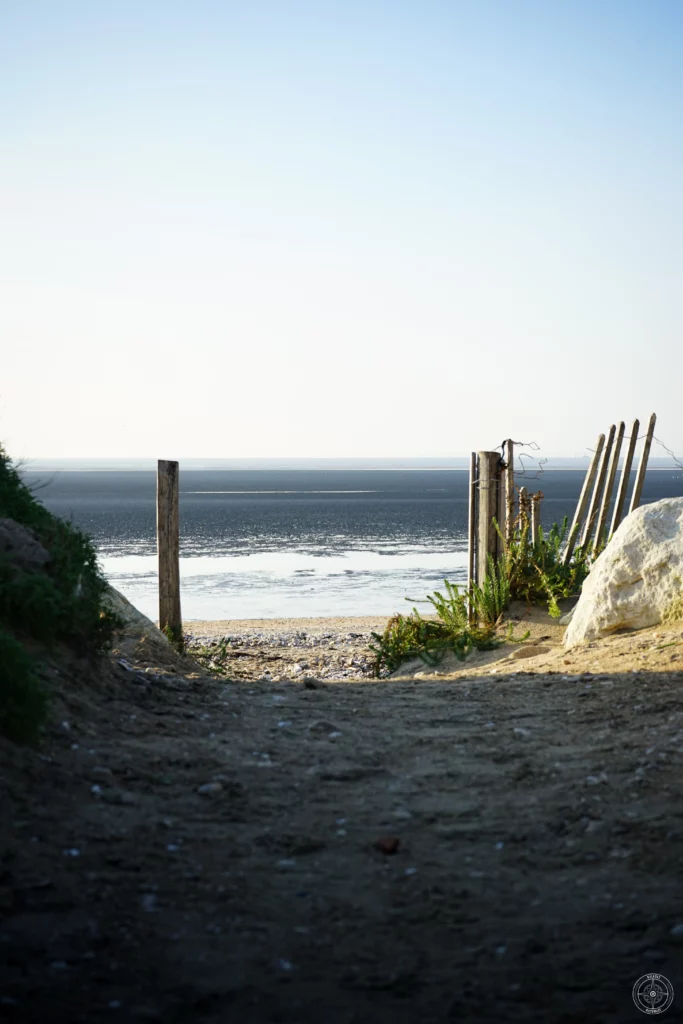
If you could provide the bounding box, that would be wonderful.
[157,420,658,640]
[468,413,657,593]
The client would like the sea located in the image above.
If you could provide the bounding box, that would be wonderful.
[21,463,683,622]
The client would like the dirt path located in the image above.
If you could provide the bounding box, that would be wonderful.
[2,628,683,1023]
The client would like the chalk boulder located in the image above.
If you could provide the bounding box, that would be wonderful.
[103,585,169,647]
[565,498,683,647]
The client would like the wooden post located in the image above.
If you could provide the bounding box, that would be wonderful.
[580,424,616,549]
[476,451,501,586]
[504,439,515,549]
[496,465,506,560]
[611,418,639,536]
[518,486,530,535]
[157,459,182,645]
[629,412,657,514]
[467,452,477,609]
[562,433,605,564]
[594,421,625,550]
[531,492,543,545]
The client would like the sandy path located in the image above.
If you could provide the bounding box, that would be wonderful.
[3,614,683,1021]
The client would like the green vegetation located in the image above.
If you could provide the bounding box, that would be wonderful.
[0,445,122,741]
[503,517,593,618]
[162,623,185,653]
[191,637,233,676]
[370,579,503,676]
[371,516,594,676]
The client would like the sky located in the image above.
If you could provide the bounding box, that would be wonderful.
[1,1,682,460]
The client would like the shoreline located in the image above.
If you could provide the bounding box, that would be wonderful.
[182,615,391,638]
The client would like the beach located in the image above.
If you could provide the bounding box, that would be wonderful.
[184,615,390,680]
[182,605,683,682]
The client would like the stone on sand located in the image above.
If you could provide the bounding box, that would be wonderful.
[565,497,683,646]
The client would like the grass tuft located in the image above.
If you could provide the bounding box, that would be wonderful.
[370,580,502,676]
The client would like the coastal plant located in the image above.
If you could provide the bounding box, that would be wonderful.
[0,446,122,652]
[369,580,502,676]
[470,554,511,626]
[371,513,595,674]
[190,637,233,675]
[501,516,593,617]
[162,623,185,654]
[0,444,123,742]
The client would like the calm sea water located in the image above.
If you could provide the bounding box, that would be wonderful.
[23,468,683,620]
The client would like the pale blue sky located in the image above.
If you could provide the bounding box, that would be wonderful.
[1,1,682,458]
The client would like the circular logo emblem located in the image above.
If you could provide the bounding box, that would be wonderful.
[632,974,675,1015]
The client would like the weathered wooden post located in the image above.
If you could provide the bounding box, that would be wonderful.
[157,459,182,645]
[611,418,639,536]
[594,421,625,549]
[562,432,605,564]
[476,451,501,587]
[629,412,657,514]
[496,467,506,561]
[467,452,477,608]
[580,424,616,549]
[531,492,543,545]
[504,439,515,549]
[518,486,531,536]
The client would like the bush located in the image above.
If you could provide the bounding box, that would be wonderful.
[370,580,502,676]
[0,447,120,653]
[503,517,593,617]
[0,444,122,742]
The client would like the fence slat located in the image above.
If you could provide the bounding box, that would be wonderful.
[610,418,639,536]
[476,451,500,586]
[531,492,542,545]
[496,462,506,560]
[629,412,657,514]
[157,459,182,643]
[580,424,616,548]
[594,421,625,549]
[468,451,477,599]
[518,486,530,537]
[562,433,605,564]
[504,439,515,549]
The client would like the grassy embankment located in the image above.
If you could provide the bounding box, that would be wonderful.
[0,447,121,741]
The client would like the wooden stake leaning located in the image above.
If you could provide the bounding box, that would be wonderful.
[629,412,657,514]
[580,424,616,549]
[611,418,639,536]
[562,433,605,565]
[594,421,625,550]
[157,459,182,644]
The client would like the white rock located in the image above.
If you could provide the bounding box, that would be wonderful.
[565,498,683,647]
